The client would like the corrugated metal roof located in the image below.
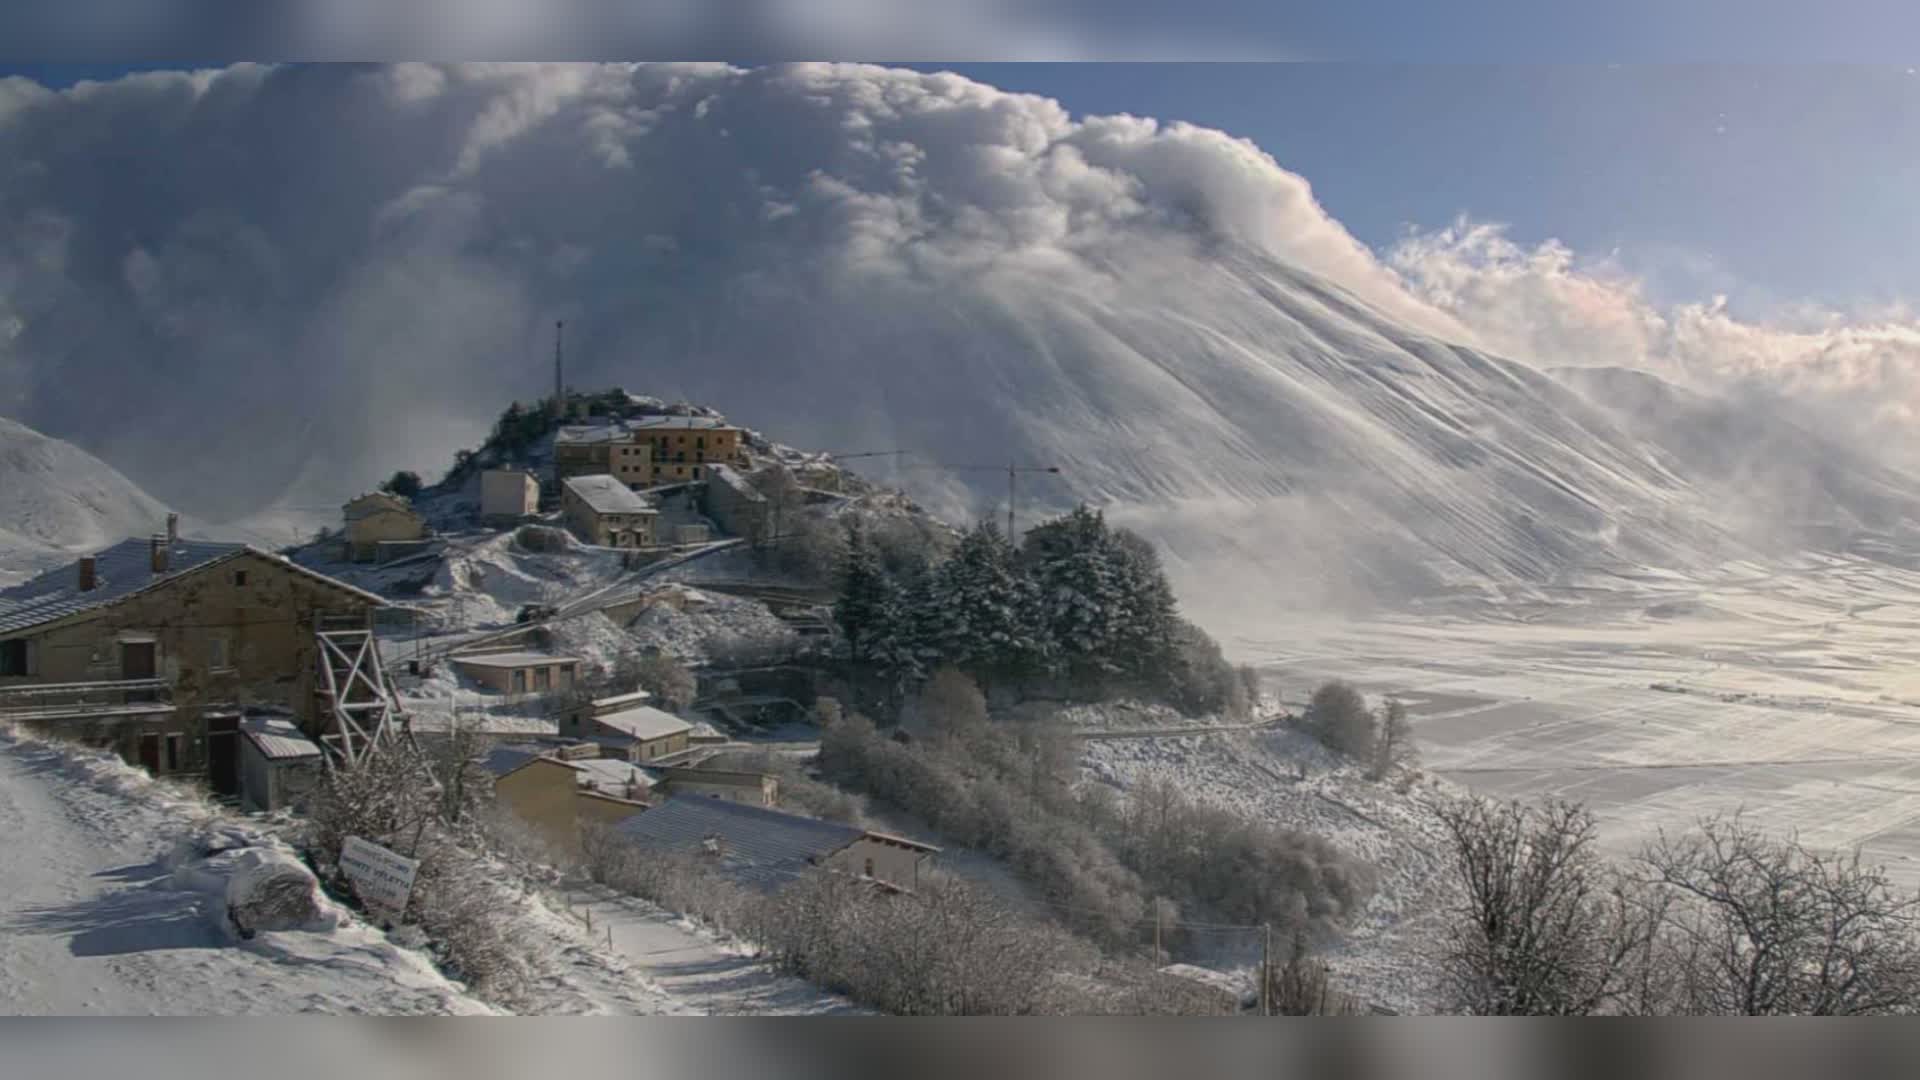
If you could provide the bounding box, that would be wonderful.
[241,716,323,761]
[592,705,692,742]
[563,474,656,516]
[0,540,386,638]
[613,797,862,891]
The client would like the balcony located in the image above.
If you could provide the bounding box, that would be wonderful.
[0,679,176,724]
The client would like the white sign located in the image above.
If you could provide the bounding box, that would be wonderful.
[339,835,419,914]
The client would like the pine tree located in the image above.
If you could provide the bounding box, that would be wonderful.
[923,521,1050,688]
[835,523,891,664]
[1024,506,1121,683]
[1111,528,1179,679]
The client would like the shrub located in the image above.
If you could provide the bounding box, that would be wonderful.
[514,524,572,553]
[1303,680,1376,761]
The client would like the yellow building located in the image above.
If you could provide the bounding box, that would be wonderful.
[341,492,427,562]
[552,415,744,490]
[623,416,745,484]
[481,747,649,853]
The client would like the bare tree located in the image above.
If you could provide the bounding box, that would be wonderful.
[1434,796,1665,1015]
[1642,814,1920,1015]
[1368,697,1418,781]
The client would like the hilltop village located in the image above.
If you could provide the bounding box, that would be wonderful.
[0,387,1434,1016]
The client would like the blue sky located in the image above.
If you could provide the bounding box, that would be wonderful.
[11,62,1920,316]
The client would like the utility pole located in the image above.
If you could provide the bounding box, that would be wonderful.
[552,320,565,417]
[1261,923,1272,1016]
[1154,905,1163,966]
[904,460,1062,542]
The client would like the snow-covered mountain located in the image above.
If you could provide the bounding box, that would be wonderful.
[4,64,1919,613]
[0,416,180,580]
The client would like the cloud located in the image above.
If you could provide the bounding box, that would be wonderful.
[0,62,1459,517]
[1388,219,1920,464]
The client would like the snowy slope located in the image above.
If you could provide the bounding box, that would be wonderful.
[1553,366,1920,559]
[0,724,493,1015]
[0,417,179,580]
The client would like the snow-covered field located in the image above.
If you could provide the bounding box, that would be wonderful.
[1223,551,1920,894]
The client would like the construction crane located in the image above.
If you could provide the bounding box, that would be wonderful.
[905,460,1064,540]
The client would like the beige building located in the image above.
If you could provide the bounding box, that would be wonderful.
[342,492,428,562]
[0,530,385,791]
[482,745,650,852]
[480,469,540,522]
[649,765,779,807]
[560,694,692,762]
[562,475,657,548]
[450,651,581,697]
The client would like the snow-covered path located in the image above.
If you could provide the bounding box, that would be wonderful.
[0,728,489,1015]
[567,884,861,1015]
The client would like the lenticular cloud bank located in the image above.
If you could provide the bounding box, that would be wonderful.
[3,63,1919,614]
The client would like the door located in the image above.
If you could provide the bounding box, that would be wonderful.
[121,641,156,702]
[206,714,240,797]
[137,732,161,773]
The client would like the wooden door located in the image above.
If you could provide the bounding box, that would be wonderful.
[121,642,157,703]
[137,732,161,773]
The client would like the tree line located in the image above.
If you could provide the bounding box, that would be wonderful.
[835,505,1256,717]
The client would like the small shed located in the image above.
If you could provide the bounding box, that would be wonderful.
[239,715,324,813]
[451,651,582,696]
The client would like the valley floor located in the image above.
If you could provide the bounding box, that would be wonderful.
[1228,552,1920,891]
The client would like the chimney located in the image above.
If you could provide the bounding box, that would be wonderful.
[77,556,97,592]
[166,512,179,545]
[150,535,169,574]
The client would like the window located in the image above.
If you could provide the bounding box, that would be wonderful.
[512,670,527,693]
[164,733,183,772]
[232,569,248,587]
[0,639,29,676]
[534,667,551,691]
[208,635,231,671]
[692,467,702,480]
[696,437,705,450]
[864,857,875,878]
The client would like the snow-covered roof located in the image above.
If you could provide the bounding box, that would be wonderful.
[0,540,385,638]
[706,464,763,500]
[613,797,862,892]
[592,705,693,742]
[574,758,656,794]
[563,474,656,516]
[589,689,653,712]
[554,424,627,446]
[450,651,582,670]
[624,415,735,432]
[241,716,323,761]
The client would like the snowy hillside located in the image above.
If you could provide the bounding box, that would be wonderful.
[0,417,179,581]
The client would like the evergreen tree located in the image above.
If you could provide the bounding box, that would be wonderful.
[1110,527,1179,678]
[835,523,891,664]
[1021,505,1134,686]
[923,521,1050,688]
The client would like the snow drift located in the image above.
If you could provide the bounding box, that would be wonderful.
[5,64,1920,613]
